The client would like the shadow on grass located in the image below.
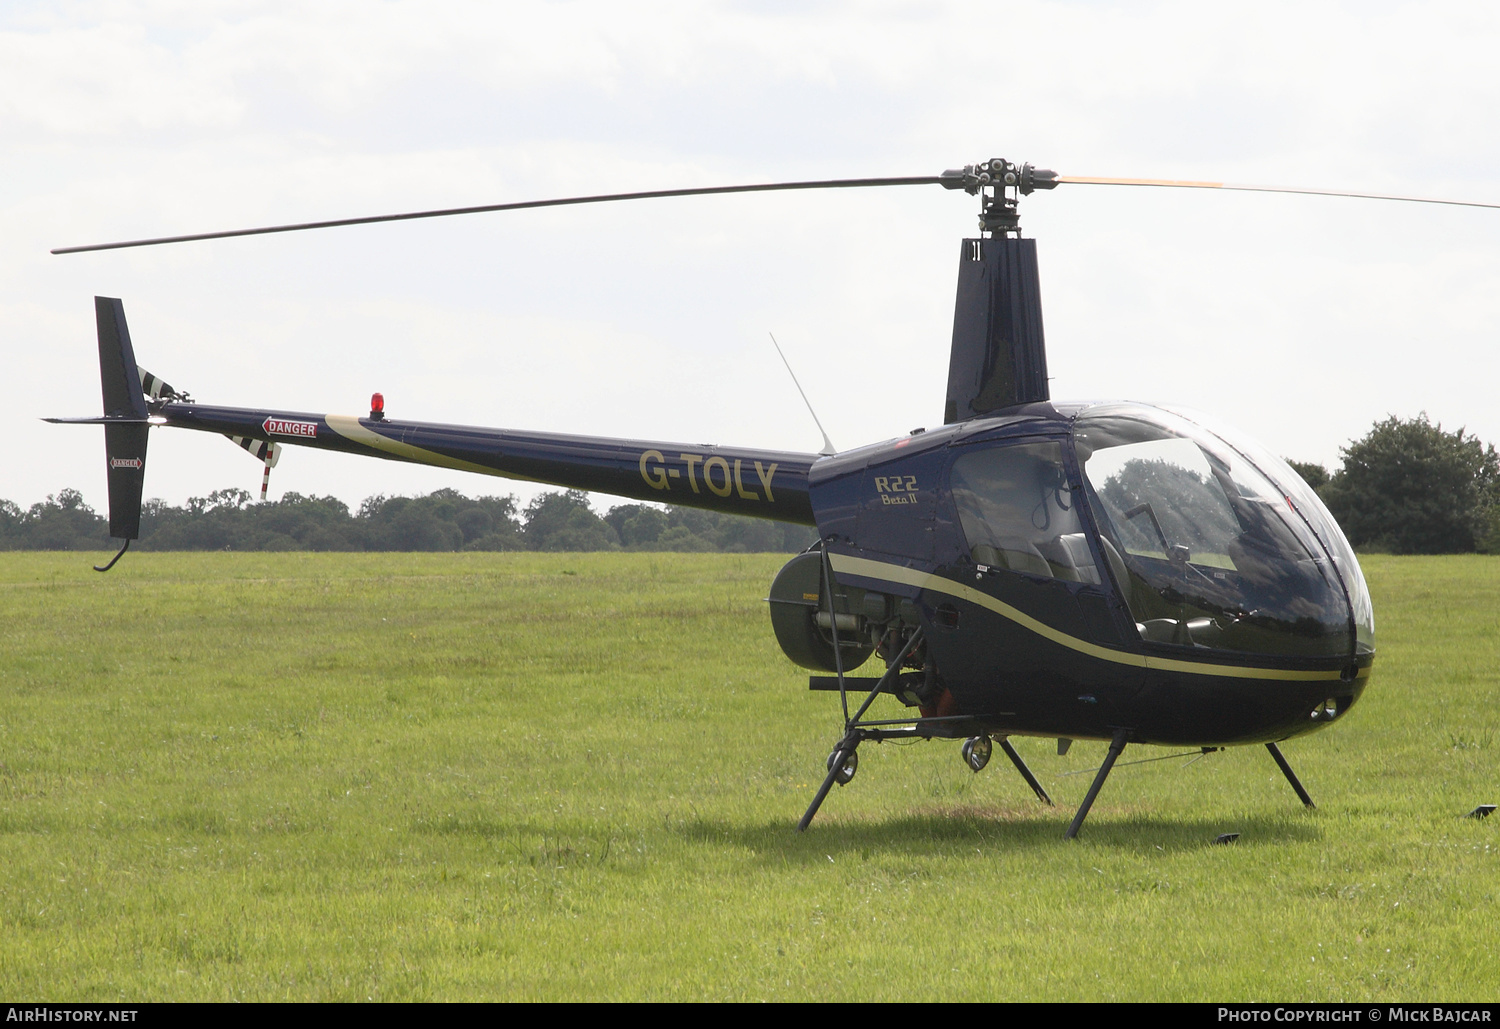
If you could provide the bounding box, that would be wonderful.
[397,800,1324,869]
[681,804,1324,861]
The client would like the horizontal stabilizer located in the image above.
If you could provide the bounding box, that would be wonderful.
[43,415,152,424]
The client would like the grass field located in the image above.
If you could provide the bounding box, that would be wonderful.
[0,551,1496,1001]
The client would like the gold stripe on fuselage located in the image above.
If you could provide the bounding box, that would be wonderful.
[324,414,541,481]
[828,554,1369,683]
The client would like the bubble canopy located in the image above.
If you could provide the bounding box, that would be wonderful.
[1071,404,1371,661]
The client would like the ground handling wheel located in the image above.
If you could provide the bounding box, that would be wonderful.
[827,746,859,785]
[961,735,992,772]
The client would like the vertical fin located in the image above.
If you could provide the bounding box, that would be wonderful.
[96,297,149,540]
[97,297,147,420]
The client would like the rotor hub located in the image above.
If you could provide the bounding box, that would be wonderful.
[939,158,1058,237]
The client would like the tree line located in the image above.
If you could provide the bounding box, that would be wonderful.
[0,487,818,554]
[5,414,1496,554]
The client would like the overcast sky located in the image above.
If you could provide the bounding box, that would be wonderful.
[5,0,1497,517]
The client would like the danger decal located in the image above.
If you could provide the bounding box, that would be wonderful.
[263,417,318,438]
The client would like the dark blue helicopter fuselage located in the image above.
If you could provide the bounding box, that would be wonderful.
[807,402,1372,747]
[158,395,1373,750]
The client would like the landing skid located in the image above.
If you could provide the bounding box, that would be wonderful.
[801,730,1321,837]
[1059,736,1317,840]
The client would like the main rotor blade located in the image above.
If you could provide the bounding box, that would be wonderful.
[51,176,942,255]
[1057,175,1500,211]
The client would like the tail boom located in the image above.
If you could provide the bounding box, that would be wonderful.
[155,403,819,524]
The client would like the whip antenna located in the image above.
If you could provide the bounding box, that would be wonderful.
[769,332,836,456]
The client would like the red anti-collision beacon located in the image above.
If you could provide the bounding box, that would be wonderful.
[370,393,385,421]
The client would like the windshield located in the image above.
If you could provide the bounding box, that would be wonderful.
[1074,406,1353,659]
[1160,405,1374,656]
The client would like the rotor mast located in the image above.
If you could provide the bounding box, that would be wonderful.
[939,159,1059,423]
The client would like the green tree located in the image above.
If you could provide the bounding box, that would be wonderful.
[523,491,619,551]
[1322,414,1499,554]
[259,493,364,550]
[0,499,23,547]
[2,490,111,550]
[457,495,525,551]
[361,495,461,551]
[604,502,817,552]
[144,490,364,550]
[1480,505,1500,555]
[1286,460,1330,491]
[605,504,671,549]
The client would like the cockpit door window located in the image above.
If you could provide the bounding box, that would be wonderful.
[950,440,1101,585]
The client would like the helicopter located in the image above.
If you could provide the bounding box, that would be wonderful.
[50,158,1491,838]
